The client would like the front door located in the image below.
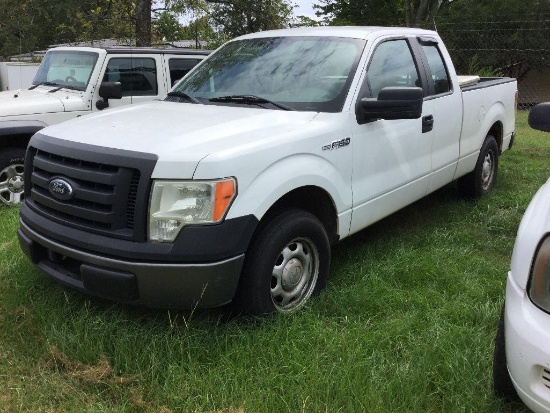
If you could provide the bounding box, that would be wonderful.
[93,55,162,111]
[349,37,434,235]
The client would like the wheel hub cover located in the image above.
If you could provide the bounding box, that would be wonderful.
[8,176,24,192]
[482,155,492,187]
[282,258,303,289]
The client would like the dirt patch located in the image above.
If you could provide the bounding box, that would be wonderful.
[44,346,134,385]
[209,410,245,413]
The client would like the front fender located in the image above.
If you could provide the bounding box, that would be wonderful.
[225,153,352,238]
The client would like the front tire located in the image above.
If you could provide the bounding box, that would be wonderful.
[234,209,330,315]
[0,148,26,206]
[458,135,498,199]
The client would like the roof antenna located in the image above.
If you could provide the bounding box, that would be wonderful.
[18,11,23,92]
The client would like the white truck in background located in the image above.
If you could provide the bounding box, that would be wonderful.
[18,27,517,315]
[0,46,210,205]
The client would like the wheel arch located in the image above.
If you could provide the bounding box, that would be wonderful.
[487,121,504,153]
[260,185,340,246]
[0,120,47,149]
[482,101,507,154]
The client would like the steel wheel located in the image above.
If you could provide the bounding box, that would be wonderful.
[458,135,498,199]
[481,151,496,191]
[0,161,25,206]
[234,209,330,316]
[271,237,320,312]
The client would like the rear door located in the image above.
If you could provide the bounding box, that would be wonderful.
[414,37,462,193]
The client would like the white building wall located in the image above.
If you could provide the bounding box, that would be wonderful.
[0,62,40,91]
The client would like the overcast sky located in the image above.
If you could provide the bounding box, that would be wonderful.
[294,0,317,19]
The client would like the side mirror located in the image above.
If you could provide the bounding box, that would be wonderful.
[359,87,424,122]
[528,102,550,132]
[96,81,122,110]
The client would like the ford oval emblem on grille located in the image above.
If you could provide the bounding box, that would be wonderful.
[48,178,75,201]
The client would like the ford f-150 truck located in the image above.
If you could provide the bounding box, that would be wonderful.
[0,46,210,205]
[18,27,517,315]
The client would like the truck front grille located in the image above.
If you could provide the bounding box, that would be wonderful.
[25,134,157,241]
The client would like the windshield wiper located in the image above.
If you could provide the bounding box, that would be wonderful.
[209,95,294,111]
[29,81,82,92]
[166,91,201,104]
[28,81,60,90]
[60,84,82,91]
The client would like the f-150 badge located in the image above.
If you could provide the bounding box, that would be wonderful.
[322,137,350,151]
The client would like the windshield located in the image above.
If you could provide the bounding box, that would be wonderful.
[32,50,99,91]
[173,36,366,112]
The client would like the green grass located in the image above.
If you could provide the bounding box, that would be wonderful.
[1,110,549,412]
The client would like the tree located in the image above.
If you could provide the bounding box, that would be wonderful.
[311,0,550,83]
[179,14,223,48]
[0,0,139,58]
[312,0,451,27]
[207,0,294,37]
[291,15,321,27]
[136,0,153,46]
[0,0,78,58]
[74,0,135,45]
[404,0,447,27]
[312,0,404,26]
[173,1,214,47]
[154,11,185,41]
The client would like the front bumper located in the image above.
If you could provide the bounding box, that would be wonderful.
[18,218,245,309]
[505,271,550,413]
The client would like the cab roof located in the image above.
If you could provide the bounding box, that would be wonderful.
[236,26,438,41]
[48,46,211,56]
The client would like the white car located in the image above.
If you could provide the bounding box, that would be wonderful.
[494,103,550,412]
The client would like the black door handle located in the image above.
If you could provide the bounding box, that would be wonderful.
[422,115,434,133]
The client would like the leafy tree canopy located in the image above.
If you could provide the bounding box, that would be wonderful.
[312,0,452,27]
[207,0,294,38]
[2,0,548,84]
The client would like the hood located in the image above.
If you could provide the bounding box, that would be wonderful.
[0,88,66,117]
[520,178,550,236]
[41,100,319,177]
[510,177,550,286]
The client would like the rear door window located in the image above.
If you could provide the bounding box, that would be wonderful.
[169,58,202,86]
[421,45,451,95]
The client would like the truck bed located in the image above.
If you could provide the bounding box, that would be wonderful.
[458,76,517,175]
[460,76,516,91]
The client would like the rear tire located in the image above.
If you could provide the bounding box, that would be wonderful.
[493,304,520,401]
[233,209,330,315]
[0,148,26,206]
[458,135,498,199]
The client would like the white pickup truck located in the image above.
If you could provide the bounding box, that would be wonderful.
[18,27,517,315]
[0,46,210,205]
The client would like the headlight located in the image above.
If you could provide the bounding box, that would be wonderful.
[148,178,236,242]
[528,235,550,312]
